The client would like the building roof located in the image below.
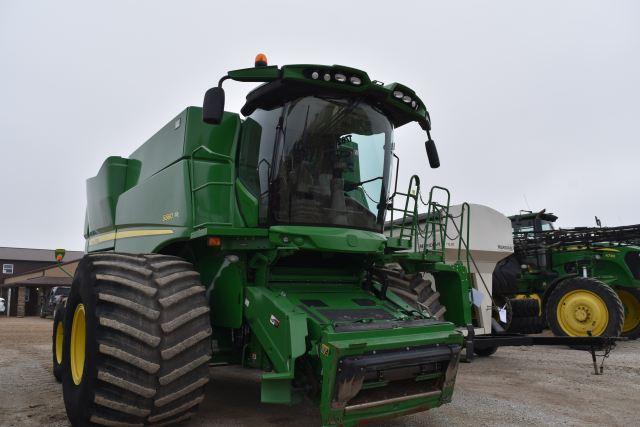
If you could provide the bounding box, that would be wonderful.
[0,276,72,288]
[2,259,80,287]
[0,247,84,263]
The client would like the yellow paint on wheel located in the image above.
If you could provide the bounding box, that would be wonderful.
[55,321,64,364]
[557,290,609,336]
[70,304,86,385]
[618,290,640,334]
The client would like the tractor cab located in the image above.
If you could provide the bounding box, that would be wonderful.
[508,210,558,271]
[510,210,558,234]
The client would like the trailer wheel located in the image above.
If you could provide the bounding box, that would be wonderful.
[52,302,65,382]
[617,288,640,339]
[473,346,498,357]
[546,277,623,337]
[62,253,212,426]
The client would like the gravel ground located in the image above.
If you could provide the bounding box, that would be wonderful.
[0,317,638,427]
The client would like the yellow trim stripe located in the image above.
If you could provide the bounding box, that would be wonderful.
[88,229,174,246]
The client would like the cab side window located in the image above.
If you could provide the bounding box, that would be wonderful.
[238,118,262,195]
[237,108,282,196]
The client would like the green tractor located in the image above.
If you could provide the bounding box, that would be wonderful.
[55,56,475,426]
[493,210,640,339]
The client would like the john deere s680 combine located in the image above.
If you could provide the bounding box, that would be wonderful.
[55,57,473,426]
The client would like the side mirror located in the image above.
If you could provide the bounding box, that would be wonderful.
[203,87,225,124]
[425,139,440,168]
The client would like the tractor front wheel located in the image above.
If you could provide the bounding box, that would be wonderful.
[52,302,65,382]
[546,277,624,338]
[62,253,212,426]
[617,288,640,339]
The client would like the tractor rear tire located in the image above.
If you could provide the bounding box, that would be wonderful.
[546,277,624,338]
[617,288,640,339]
[62,253,212,426]
[52,302,65,382]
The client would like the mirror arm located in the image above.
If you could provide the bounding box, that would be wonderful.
[218,75,230,88]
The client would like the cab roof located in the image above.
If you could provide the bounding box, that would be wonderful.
[225,64,432,130]
[509,209,558,223]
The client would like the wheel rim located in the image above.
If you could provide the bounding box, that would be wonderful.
[55,321,64,364]
[557,290,609,336]
[618,290,640,333]
[70,304,86,385]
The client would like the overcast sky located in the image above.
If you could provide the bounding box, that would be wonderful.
[1,0,638,251]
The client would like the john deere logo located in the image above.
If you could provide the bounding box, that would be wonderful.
[347,234,358,247]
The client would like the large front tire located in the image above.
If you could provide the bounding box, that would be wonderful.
[546,277,624,337]
[62,253,212,426]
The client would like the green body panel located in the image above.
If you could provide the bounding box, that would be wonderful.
[83,63,471,425]
[85,156,129,237]
[269,226,387,254]
[516,245,640,294]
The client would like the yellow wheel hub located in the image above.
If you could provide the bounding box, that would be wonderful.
[618,290,640,333]
[70,304,86,385]
[557,290,608,336]
[55,321,64,364]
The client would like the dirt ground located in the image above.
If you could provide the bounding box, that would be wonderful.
[0,317,638,427]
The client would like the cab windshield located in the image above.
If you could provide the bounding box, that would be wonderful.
[239,96,394,232]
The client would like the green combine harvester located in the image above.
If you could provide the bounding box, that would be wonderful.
[493,210,640,339]
[54,56,476,426]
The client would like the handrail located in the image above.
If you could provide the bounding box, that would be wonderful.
[457,202,471,270]
[388,175,420,249]
[422,186,451,261]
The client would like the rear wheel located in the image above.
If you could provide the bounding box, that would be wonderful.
[546,277,624,337]
[52,302,65,382]
[617,288,640,339]
[375,267,446,320]
[62,253,212,426]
